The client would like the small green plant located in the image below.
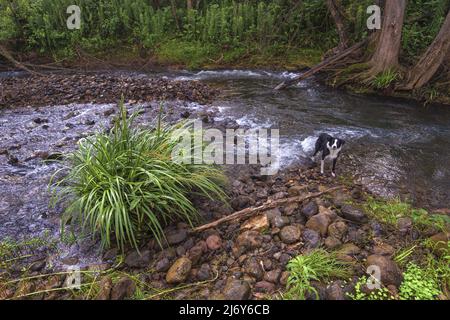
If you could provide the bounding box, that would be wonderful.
[399,263,441,300]
[346,276,394,300]
[394,244,417,266]
[51,98,227,250]
[423,241,450,293]
[371,70,399,89]
[284,249,352,300]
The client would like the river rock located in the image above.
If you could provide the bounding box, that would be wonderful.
[241,215,269,232]
[340,205,367,223]
[288,185,307,196]
[166,229,188,245]
[264,269,281,283]
[319,206,337,221]
[30,259,46,272]
[223,279,251,300]
[166,257,192,284]
[428,232,449,256]
[283,203,299,216]
[337,243,361,262]
[301,201,318,218]
[305,213,331,236]
[397,217,413,234]
[197,263,212,281]
[231,195,254,210]
[264,208,282,223]
[188,241,207,265]
[279,225,301,244]
[332,190,351,207]
[244,257,264,281]
[234,230,263,255]
[254,281,276,293]
[111,276,136,300]
[326,281,346,300]
[366,255,402,286]
[324,236,342,249]
[95,276,113,300]
[61,255,79,266]
[125,250,151,268]
[273,215,290,228]
[372,243,395,257]
[155,257,171,272]
[206,234,222,250]
[302,228,321,249]
[328,221,348,240]
[279,271,289,286]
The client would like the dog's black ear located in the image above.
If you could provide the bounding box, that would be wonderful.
[341,140,346,146]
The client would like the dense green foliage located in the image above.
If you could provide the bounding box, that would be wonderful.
[284,249,351,300]
[51,100,227,250]
[399,263,442,300]
[1,0,447,65]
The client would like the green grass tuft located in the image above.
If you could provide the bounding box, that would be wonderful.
[51,98,227,251]
[284,249,352,300]
[371,70,399,89]
[364,197,449,232]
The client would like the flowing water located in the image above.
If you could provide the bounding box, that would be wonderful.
[0,69,449,267]
[168,69,450,208]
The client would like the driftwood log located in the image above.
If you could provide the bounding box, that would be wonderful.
[274,39,368,90]
[192,186,343,233]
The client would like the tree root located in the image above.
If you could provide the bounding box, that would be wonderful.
[0,44,44,76]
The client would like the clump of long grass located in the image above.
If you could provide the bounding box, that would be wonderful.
[284,249,352,300]
[51,99,227,250]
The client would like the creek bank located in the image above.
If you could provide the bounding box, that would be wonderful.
[1,161,447,300]
[0,72,448,300]
[0,73,217,108]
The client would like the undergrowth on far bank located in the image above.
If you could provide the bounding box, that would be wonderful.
[50,99,227,251]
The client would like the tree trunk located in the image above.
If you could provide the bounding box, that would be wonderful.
[187,0,193,10]
[369,0,406,75]
[170,0,181,31]
[326,0,349,51]
[402,10,450,90]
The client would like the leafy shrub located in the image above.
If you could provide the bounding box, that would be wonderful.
[51,99,227,250]
[284,249,352,300]
[399,263,441,300]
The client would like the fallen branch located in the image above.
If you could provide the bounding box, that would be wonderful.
[192,186,343,233]
[0,44,43,76]
[274,39,368,90]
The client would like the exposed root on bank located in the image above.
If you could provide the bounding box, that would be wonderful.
[0,44,43,76]
[274,39,369,90]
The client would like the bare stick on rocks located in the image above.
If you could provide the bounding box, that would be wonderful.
[192,186,343,233]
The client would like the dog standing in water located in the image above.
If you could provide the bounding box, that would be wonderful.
[311,133,345,177]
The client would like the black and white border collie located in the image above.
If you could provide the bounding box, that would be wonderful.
[311,133,345,177]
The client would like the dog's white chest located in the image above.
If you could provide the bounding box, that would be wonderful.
[326,146,341,159]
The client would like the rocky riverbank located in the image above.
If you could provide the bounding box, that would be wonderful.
[0,73,217,108]
[1,161,448,300]
[0,72,448,300]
